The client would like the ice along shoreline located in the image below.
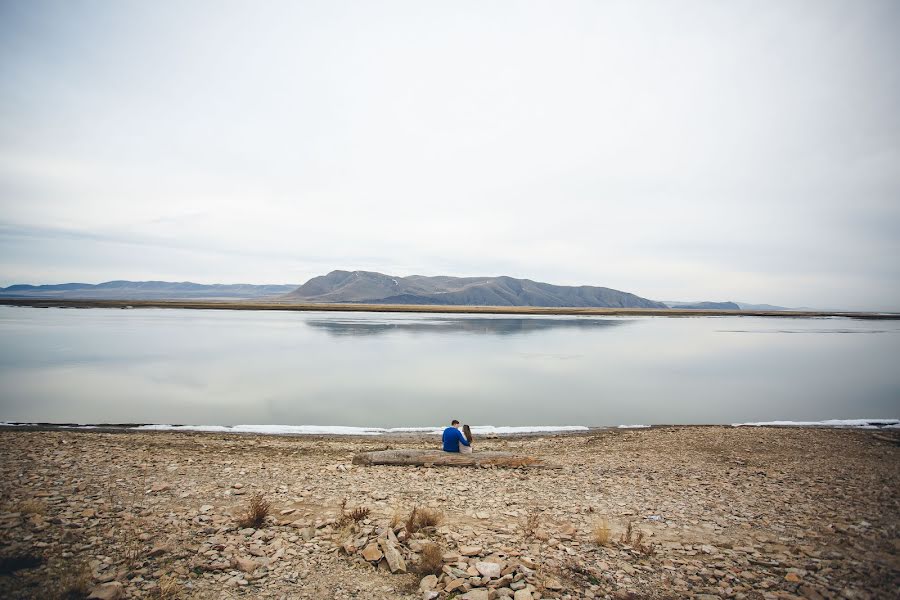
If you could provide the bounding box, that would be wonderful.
[1,419,898,436]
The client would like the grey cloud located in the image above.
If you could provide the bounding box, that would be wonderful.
[1,1,898,310]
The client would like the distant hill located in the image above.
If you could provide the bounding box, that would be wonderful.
[664,300,741,310]
[283,270,667,308]
[665,300,791,311]
[735,302,790,311]
[0,281,297,300]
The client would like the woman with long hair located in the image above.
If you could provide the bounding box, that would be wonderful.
[459,424,474,453]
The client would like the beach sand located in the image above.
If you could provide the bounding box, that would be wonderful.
[0,426,897,599]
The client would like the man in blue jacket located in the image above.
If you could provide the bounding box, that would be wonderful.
[442,420,470,452]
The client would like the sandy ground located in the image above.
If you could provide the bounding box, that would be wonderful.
[0,426,897,600]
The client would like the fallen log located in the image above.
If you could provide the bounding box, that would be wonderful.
[351,449,558,469]
[871,433,900,446]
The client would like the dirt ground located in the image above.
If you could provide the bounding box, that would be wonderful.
[0,426,897,599]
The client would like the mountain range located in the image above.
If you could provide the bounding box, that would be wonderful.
[0,281,297,300]
[283,270,667,308]
[0,271,788,310]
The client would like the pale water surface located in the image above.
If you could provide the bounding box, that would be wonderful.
[0,307,897,427]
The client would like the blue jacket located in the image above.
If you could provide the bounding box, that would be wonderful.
[442,426,470,452]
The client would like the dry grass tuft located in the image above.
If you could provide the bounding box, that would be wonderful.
[620,521,634,544]
[16,499,47,516]
[120,526,144,570]
[238,493,271,529]
[390,506,405,529]
[415,542,444,575]
[618,521,654,555]
[149,574,183,599]
[522,508,541,539]
[405,506,443,534]
[47,560,91,600]
[592,518,611,546]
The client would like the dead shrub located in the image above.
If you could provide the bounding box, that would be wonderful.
[619,521,653,555]
[16,499,46,516]
[47,560,91,600]
[522,509,541,539]
[620,521,634,545]
[415,542,444,575]
[405,506,443,534]
[592,518,611,546]
[238,493,270,529]
[349,506,370,523]
[150,574,183,599]
[336,498,371,528]
[568,559,602,586]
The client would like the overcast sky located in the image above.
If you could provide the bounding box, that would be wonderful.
[1,1,898,310]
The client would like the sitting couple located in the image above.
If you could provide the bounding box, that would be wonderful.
[442,419,474,453]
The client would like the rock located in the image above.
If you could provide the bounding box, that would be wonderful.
[378,538,407,573]
[461,590,490,600]
[419,574,438,591]
[361,543,383,562]
[514,590,533,600]
[422,592,439,600]
[199,504,213,513]
[445,578,465,593]
[87,582,123,600]
[544,577,563,590]
[786,572,802,583]
[459,545,483,556]
[148,543,168,557]
[474,511,490,520]
[233,557,259,573]
[149,482,170,493]
[475,561,502,578]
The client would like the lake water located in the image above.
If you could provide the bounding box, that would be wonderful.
[0,306,897,428]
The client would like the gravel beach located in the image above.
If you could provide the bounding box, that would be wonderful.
[0,426,897,599]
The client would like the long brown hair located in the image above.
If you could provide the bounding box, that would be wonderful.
[462,424,473,443]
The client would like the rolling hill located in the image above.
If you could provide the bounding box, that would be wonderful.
[0,281,297,300]
[283,270,667,308]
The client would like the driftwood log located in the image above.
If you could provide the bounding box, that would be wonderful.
[351,449,557,469]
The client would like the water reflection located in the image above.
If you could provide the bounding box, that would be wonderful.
[0,307,897,427]
[304,316,628,336]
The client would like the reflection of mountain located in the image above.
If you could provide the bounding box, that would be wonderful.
[304,317,628,337]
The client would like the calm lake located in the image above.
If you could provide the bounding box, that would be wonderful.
[0,306,897,428]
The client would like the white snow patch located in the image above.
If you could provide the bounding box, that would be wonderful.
[732,419,899,429]
[132,424,590,436]
[617,424,651,429]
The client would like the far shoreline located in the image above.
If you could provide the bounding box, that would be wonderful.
[1,297,898,319]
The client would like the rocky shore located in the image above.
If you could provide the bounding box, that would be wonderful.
[0,426,897,599]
